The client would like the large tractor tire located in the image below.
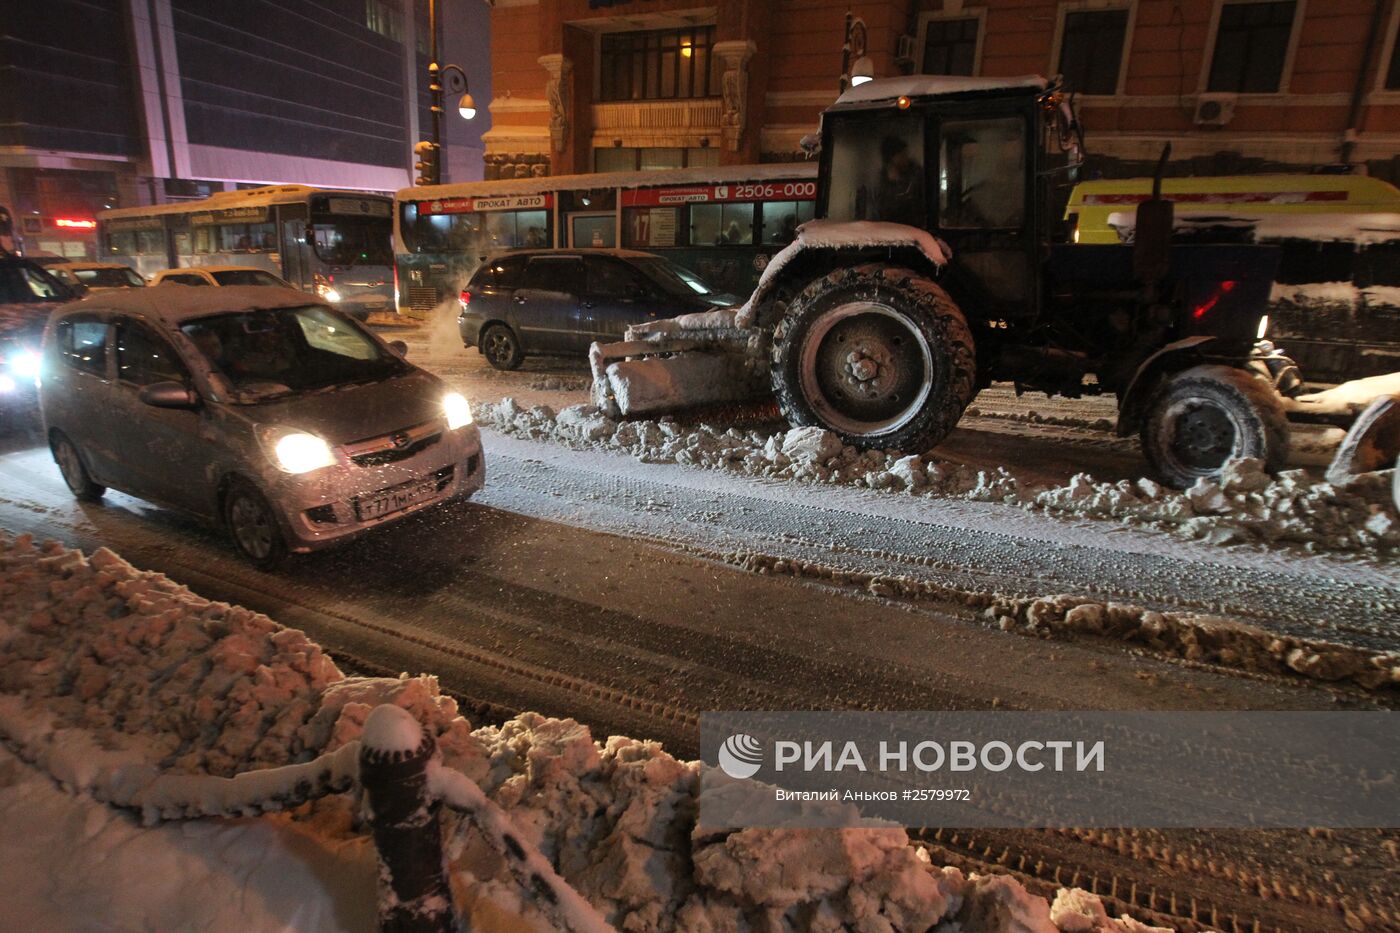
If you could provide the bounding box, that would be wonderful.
[1140,363,1289,489]
[770,264,976,452]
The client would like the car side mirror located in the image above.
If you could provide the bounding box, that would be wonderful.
[389,339,408,357]
[139,381,199,409]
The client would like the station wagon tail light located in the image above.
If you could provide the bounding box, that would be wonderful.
[443,391,473,429]
[261,428,336,474]
[458,289,471,310]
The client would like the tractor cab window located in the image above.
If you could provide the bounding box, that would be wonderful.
[938,117,1025,228]
[825,117,927,229]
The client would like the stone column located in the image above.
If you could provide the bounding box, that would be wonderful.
[538,54,574,156]
[712,40,757,153]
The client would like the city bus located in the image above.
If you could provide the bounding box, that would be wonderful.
[1066,173,1400,382]
[394,163,819,317]
[98,185,395,319]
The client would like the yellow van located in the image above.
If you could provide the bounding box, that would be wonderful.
[1066,173,1400,245]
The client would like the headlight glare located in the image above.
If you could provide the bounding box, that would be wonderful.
[272,431,335,473]
[0,374,16,394]
[9,350,41,380]
[443,391,473,429]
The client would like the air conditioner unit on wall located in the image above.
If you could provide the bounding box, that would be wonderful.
[895,34,917,69]
[1194,94,1237,127]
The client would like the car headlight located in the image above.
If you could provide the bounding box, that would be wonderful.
[322,288,342,303]
[267,430,336,473]
[0,374,16,394]
[8,349,41,380]
[443,391,473,429]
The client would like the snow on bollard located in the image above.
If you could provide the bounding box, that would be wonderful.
[360,704,456,933]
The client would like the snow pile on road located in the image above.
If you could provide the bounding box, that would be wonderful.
[480,399,1400,555]
[0,533,1174,932]
[984,593,1399,691]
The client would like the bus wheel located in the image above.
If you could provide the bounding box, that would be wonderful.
[771,264,975,452]
[481,324,524,371]
[1141,364,1289,489]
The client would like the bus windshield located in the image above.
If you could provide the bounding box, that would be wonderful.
[311,219,393,266]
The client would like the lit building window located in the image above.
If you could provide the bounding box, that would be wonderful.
[599,26,718,102]
[366,0,402,42]
[1058,9,1129,96]
[1207,1,1296,93]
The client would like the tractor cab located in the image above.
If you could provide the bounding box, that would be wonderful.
[818,76,1080,326]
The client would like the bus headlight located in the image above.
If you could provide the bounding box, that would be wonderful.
[1256,315,1269,340]
[443,392,473,429]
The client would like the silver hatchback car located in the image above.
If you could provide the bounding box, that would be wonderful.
[40,286,484,567]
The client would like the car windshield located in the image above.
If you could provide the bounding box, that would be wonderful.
[73,267,145,288]
[311,221,393,266]
[0,263,73,303]
[630,257,716,297]
[180,304,406,402]
[211,269,286,287]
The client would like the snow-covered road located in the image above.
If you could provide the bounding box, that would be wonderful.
[0,321,1396,932]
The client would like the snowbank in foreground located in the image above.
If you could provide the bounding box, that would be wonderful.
[0,534,1173,932]
[480,399,1400,556]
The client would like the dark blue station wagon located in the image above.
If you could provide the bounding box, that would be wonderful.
[457,248,736,370]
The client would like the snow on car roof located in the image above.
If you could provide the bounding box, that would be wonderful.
[834,75,1048,106]
[406,161,819,202]
[42,261,132,270]
[153,265,279,274]
[61,285,324,324]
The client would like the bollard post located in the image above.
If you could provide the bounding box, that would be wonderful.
[360,705,458,933]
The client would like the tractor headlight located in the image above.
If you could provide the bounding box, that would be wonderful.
[443,392,473,429]
[264,429,336,474]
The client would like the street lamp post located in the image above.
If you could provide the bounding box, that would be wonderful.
[416,0,477,186]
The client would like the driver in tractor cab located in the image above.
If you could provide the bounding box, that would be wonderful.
[874,136,924,227]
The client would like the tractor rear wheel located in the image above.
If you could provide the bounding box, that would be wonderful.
[770,264,975,452]
[1140,363,1289,488]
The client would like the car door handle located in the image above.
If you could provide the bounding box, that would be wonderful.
[513,295,527,304]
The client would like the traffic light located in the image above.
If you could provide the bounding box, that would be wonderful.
[413,140,439,186]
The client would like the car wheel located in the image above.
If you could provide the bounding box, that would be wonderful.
[771,264,976,452]
[481,324,524,371]
[50,431,105,502]
[1140,364,1289,489]
[223,479,289,569]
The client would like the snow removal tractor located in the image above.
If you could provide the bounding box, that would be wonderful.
[590,75,1399,489]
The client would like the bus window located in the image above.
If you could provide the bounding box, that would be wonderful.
[691,203,754,245]
[108,230,136,257]
[136,229,164,255]
[571,214,616,248]
[623,207,680,248]
[195,227,215,254]
[760,200,814,245]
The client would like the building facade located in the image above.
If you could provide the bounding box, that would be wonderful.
[1,0,489,259]
[485,0,1400,182]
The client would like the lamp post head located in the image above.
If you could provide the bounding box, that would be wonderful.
[457,92,477,120]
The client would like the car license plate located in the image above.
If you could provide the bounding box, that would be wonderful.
[355,477,438,521]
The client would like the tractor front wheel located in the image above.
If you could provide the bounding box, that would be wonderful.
[770,264,976,453]
[1140,363,1289,488]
